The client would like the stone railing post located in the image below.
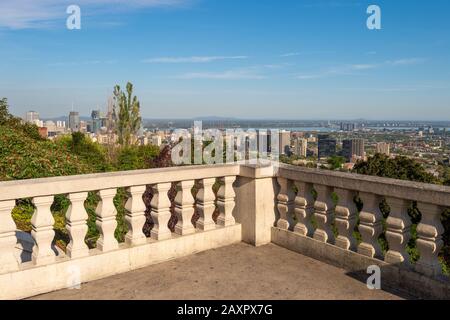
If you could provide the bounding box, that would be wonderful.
[196,178,217,231]
[293,181,314,237]
[234,164,278,246]
[357,192,383,259]
[0,200,19,273]
[276,177,295,230]
[217,176,236,227]
[95,189,119,252]
[313,184,335,243]
[334,188,358,251]
[150,183,173,240]
[385,197,411,266]
[416,202,444,277]
[174,180,196,235]
[31,196,56,265]
[124,186,147,246]
[66,192,89,258]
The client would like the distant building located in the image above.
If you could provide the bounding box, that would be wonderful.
[376,142,390,156]
[279,130,291,155]
[318,134,336,159]
[340,122,356,132]
[342,139,365,162]
[255,130,290,156]
[25,111,40,123]
[79,121,87,133]
[69,111,80,132]
[91,110,101,133]
[294,138,307,158]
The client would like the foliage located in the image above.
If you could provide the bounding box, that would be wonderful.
[353,153,437,184]
[327,156,345,170]
[0,98,44,141]
[113,82,142,146]
[55,132,112,172]
[0,126,93,180]
[116,144,160,171]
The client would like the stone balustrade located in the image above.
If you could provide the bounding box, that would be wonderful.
[275,164,450,281]
[0,162,449,299]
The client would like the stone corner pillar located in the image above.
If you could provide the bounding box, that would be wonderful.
[234,167,278,247]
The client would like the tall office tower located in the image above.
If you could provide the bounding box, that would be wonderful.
[279,130,291,155]
[294,138,307,158]
[376,142,390,156]
[342,139,365,162]
[69,111,80,132]
[91,109,101,133]
[318,134,336,159]
[25,111,40,123]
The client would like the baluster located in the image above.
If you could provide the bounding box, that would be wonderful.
[95,189,119,252]
[334,188,358,251]
[174,180,196,235]
[385,197,411,266]
[276,177,295,230]
[293,181,314,237]
[124,186,147,246]
[0,200,19,272]
[66,192,89,258]
[150,183,173,240]
[416,203,444,277]
[313,184,335,243]
[31,196,56,265]
[196,178,217,231]
[357,192,383,259]
[217,176,236,227]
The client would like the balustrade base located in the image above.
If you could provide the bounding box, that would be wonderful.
[0,224,241,300]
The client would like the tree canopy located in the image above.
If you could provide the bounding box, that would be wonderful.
[352,153,437,184]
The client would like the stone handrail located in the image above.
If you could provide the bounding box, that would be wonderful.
[0,164,240,201]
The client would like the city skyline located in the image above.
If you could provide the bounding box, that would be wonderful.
[1,0,450,120]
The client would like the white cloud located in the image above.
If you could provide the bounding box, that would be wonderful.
[0,0,190,29]
[173,69,267,80]
[387,58,426,66]
[142,56,248,63]
[280,52,300,57]
[296,58,424,80]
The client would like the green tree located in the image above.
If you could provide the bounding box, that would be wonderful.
[113,82,142,146]
[353,153,437,184]
[327,155,345,170]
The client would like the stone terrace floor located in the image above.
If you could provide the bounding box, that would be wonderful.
[30,243,412,300]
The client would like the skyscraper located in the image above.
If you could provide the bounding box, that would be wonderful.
[342,139,365,162]
[318,134,336,159]
[294,138,307,158]
[91,110,101,133]
[69,111,80,132]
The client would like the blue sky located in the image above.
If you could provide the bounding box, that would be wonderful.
[0,0,449,120]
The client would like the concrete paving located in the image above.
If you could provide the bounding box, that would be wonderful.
[30,243,409,300]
